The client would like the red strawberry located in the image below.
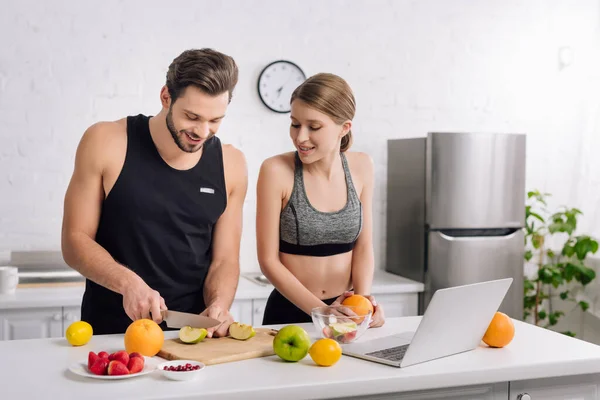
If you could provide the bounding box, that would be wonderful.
[129,352,143,359]
[127,356,144,374]
[109,350,129,366]
[89,358,109,375]
[88,351,99,370]
[107,360,130,376]
[98,351,109,359]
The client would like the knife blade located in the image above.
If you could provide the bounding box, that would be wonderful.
[160,310,222,329]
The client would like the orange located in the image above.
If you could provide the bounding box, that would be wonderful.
[482,312,515,348]
[342,294,374,323]
[309,338,342,367]
[124,319,165,356]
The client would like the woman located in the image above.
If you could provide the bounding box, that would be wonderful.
[256,73,385,328]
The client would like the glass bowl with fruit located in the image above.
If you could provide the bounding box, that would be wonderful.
[311,305,372,344]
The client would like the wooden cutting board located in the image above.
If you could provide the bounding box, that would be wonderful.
[157,328,278,366]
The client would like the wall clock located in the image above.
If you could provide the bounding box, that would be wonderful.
[257,60,306,113]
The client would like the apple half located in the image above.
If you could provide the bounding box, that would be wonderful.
[229,322,256,340]
[329,321,358,337]
[179,326,208,344]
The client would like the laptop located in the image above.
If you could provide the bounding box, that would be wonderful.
[341,277,513,368]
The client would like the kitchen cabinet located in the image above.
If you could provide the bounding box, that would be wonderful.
[375,293,418,317]
[229,298,269,326]
[509,373,600,400]
[0,307,64,340]
[0,306,82,340]
[229,299,254,325]
[345,383,508,399]
[63,306,81,325]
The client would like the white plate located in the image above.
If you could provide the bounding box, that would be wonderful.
[68,356,159,380]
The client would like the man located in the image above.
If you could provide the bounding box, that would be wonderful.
[61,48,247,336]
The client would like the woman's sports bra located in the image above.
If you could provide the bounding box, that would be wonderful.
[279,152,363,257]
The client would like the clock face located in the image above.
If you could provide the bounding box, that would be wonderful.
[258,60,306,113]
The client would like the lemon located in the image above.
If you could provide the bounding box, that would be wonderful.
[309,338,342,367]
[65,321,93,346]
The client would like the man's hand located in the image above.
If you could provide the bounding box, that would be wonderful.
[201,303,234,338]
[122,280,167,324]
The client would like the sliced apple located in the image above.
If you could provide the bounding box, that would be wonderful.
[229,322,256,340]
[329,321,358,337]
[179,326,208,344]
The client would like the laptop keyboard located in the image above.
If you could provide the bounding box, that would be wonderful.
[366,344,409,362]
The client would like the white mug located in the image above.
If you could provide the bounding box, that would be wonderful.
[0,266,19,294]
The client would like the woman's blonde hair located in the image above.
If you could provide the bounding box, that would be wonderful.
[290,73,355,152]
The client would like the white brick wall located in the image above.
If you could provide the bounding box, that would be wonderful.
[1,0,599,273]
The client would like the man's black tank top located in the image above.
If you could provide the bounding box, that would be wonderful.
[81,114,227,334]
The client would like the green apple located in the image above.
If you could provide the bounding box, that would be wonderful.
[179,326,208,344]
[272,325,311,362]
[329,321,358,337]
[229,322,256,340]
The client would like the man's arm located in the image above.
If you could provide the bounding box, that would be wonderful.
[61,122,165,323]
[201,145,248,337]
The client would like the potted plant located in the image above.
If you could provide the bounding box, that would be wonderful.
[524,190,599,337]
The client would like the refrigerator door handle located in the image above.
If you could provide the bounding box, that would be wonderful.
[435,228,522,241]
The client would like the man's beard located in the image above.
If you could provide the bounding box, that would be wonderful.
[166,107,205,154]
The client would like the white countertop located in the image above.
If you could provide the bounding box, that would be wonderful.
[3,316,600,399]
[0,269,423,309]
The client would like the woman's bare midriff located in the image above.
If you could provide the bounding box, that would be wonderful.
[279,251,353,300]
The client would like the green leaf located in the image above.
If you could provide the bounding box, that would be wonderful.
[538,267,554,284]
[573,236,600,260]
[548,311,564,326]
[538,310,547,320]
[549,222,573,235]
[529,212,545,223]
[524,279,535,292]
[524,295,537,309]
[580,266,596,285]
[564,263,577,282]
[566,262,597,285]
[524,250,533,261]
[559,290,569,300]
[547,249,555,259]
[579,301,590,312]
[551,270,563,288]
[562,331,577,337]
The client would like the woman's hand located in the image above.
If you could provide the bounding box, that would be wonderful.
[365,295,385,328]
[331,291,385,328]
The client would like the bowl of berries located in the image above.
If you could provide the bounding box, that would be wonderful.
[157,360,206,381]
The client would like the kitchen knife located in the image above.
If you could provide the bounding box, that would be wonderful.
[160,310,222,329]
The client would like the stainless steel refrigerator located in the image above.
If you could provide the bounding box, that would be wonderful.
[385,131,526,320]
